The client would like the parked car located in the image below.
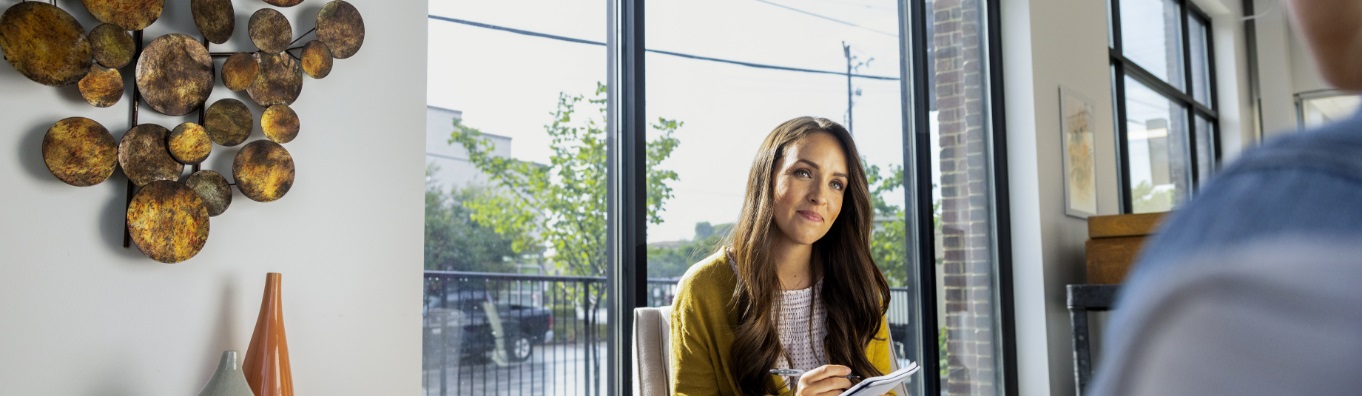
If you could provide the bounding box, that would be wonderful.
[425,290,553,365]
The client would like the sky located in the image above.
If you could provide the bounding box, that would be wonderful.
[426,0,915,244]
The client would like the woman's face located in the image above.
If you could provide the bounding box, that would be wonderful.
[770,132,849,247]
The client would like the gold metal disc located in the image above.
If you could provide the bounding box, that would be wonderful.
[191,0,234,45]
[89,23,134,69]
[233,140,294,202]
[261,105,299,144]
[248,8,291,54]
[316,0,364,59]
[127,180,209,263]
[136,33,213,116]
[169,122,211,164]
[246,51,302,107]
[301,40,333,79]
[78,66,123,108]
[80,0,163,31]
[185,170,231,217]
[221,52,259,92]
[263,0,303,7]
[0,2,92,87]
[118,124,183,187]
[204,98,252,147]
[42,117,117,187]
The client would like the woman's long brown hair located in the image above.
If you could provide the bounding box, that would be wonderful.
[726,116,891,395]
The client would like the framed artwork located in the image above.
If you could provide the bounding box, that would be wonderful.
[1060,87,1097,218]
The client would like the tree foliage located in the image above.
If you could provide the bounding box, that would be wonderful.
[424,164,519,272]
[448,83,682,277]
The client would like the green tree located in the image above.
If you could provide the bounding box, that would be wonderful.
[1132,180,1175,212]
[865,161,911,287]
[424,164,520,272]
[647,222,733,279]
[448,83,682,277]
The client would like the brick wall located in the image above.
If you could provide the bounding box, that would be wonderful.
[933,0,995,394]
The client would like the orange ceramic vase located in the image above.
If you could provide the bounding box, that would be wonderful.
[244,272,293,396]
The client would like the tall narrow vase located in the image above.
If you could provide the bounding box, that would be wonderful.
[197,350,253,396]
[244,272,293,396]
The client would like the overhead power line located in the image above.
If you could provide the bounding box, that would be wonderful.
[428,15,899,81]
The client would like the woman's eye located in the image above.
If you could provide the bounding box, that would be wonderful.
[831,180,845,191]
[794,169,811,178]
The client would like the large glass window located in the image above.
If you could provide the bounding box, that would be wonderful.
[1110,0,1218,213]
[425,0,1011,394]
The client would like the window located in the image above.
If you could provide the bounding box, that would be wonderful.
[1110,0,1218,213]
[424,0,1013,394]
[1297,90,1361,129]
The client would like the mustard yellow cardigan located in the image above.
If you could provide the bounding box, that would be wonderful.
[668,250,896,395]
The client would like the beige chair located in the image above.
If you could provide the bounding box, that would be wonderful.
[632,305,910,396]
[633,306,673,396]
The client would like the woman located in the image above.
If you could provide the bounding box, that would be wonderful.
[670,117,895,395]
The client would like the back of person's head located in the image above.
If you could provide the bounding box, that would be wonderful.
[1286,0,1362,89]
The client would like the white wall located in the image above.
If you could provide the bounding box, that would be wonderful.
[0,1,425,394]
[1001,0,1254,395]
[1253,0,1335,138]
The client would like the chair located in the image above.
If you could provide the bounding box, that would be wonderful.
[633,306,673,396]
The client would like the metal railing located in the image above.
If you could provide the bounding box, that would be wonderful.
[423,270,914,395]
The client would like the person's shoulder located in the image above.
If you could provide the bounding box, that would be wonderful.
[675,249,737,302]
[1226,112,1362,178]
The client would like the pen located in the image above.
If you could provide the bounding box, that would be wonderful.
[768,368,862,380]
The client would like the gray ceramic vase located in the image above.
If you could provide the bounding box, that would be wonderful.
[198,350,255,396]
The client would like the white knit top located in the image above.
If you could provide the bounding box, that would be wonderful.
[774,280,828,390]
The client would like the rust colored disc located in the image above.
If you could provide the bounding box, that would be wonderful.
[261,105,299,144]
[204,98,253,147]
[81,0,163,31]
[118,124,184,187]
[78,66,123,108]
[169,122,211,164]
[246,51,302,107]
[185,170,231,217]
[316,0,364,59]
[263,0,303,7]
[221,52,259,92]
[233,140,294,202]
[248,8,291,54]
[0,2,92,87]
[89,23,134,69]
[42,117,117,187]
[127,180,209,263]
[191,0,234,45]
[136,34,213,116]
[301,40,332,79]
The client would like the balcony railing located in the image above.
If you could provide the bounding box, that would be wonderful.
[423,270,914,395]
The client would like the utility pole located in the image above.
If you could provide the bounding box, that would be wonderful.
[843,41,872,136]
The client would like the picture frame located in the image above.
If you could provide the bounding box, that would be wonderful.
[1060,87,1097,218]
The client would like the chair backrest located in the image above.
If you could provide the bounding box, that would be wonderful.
[633,306,673,396]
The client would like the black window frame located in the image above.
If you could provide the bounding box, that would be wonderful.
[1110,0,1220,213]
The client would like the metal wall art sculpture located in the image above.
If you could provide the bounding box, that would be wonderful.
[1,0,366,263]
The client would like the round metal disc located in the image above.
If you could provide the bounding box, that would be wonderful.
[185,170,231,216]
[301,40,332,79]
[316,0,364,59]
[127,180,209,263]
[261,105,299,144]
[78,66,123,108]
[169,122,211,164]
[221,52,259,92]
[233,140,294,202]
[0,2,92,87]
[118,124,183,187]
[190,0,234,45]
[204,98,252,146]
[263,0,303,7]
[248,8,291,54]
[89,23,134,69]
[246,51,302,107]
[136,34,213,116]
[42,117,117,187]
[80,0,163,31]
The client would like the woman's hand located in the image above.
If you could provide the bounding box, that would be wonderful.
[796,364,854,396]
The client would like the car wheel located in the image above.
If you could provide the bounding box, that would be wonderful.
[493,334,533,365]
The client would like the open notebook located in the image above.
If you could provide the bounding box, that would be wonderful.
[841,360,920,396]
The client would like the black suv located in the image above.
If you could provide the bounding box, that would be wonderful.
[424,290,553,365]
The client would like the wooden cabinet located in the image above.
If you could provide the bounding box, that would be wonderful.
[1085,212,1165,284]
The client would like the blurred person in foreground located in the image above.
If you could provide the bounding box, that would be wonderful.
[1089,1,1362,394]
